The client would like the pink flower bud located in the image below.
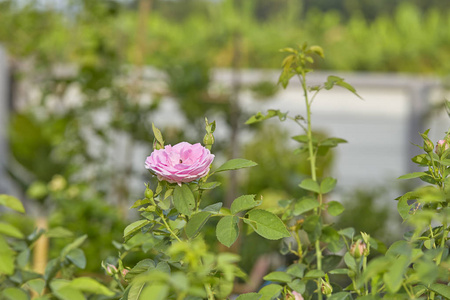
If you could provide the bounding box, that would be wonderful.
[122,269,129,277]
[105,264,118,275]
[350,239,368,258]
[435,140,449,157]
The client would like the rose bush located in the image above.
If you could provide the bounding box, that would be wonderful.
[145,142,214,184]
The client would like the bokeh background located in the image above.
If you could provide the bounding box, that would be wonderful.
[0,0,449,276]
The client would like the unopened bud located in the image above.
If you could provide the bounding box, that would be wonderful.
[423,138,434,153]
[145,187,154,199]
[105,264,118,276]
[320,278,333,295]
[203,133,215,148]
[350,239,369,258]
[435,139,449,157]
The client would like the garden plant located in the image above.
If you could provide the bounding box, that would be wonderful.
[0,44,449,300]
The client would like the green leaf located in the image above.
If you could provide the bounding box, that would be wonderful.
[126,259,155,281]
[203,202,223,213]
[383,255,410,293]
[397,196,414,220]
[130,198,150,208]
[338,227,355,239]
[304,270,325,278]
[44,258,60,282]
[263,271,293,283]
[2,287,30,300]
[325,76,361,98]
[292,135,310,144]
[327,292,353,300]
[319,137,347,147]
[53,286,84,300]
[0,235,15,275]
[428,283,450,299]
[286,263,306,278]
[245,209,290,240]
[69,277,115,296]
[216,216,239,247]
[24,278,45,295]
[320,177,337,194]
[61,235,87,258]
[66,248,86,269]
[235,293,262,300]
[46,227,74,238]
[140,283,169,300]
[124,220,150,240]
[287,279,306,294]
[245,110,288,125]
[230,195,261,214]
[293,197,319,215]
[199,181,221,190]
[411,154,429,165]
[327,201,344,216]
[440,159,450,166]
[329,269,349,275]
[173,184,196,216]
[258,284,282,300]
[185,211,212,238]
[299,178,320,193]
[127,282,146,300]
[303,215,322,242]
[0,222,24,238]
[0,194,25,213]
[215,159,257,173]
[310,45,324,58]
[397,172,429,180]
[343,252,357,272]
[152,123,164,147]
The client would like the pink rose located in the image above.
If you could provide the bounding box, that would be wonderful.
[145,142,214,184]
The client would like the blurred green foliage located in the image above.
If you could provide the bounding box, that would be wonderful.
[0,0,449,74]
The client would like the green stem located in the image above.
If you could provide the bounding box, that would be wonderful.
[159,212,182,242]
[403,282,415,299]
[205,283,214,300]
[363,256,368,295]
[299,70,322,300]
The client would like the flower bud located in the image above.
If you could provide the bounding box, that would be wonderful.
[105,264,118,276]
[320,278,333,296]
[435,139,449,157]
[423,138,434,153]
[145,187,154,199]
[349,239,369,258]
[203,133,215,148]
